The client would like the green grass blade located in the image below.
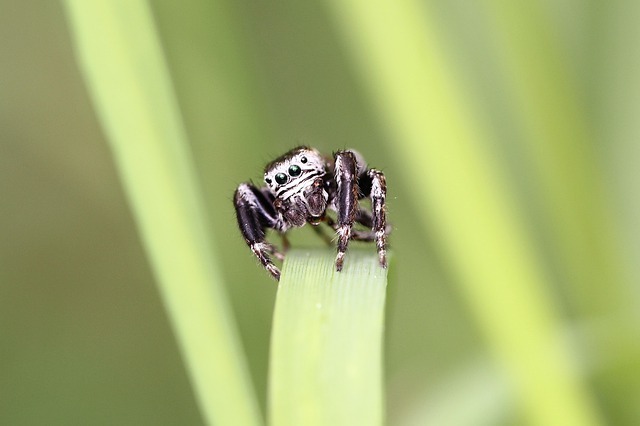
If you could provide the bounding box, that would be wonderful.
[482,0,627,318]
[325,1,601,425]
[63,2,261,425]
[269,249,388,426]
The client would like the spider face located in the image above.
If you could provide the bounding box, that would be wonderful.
[263,147,329,227]
[263,147,327,198]
[234,146,389,281]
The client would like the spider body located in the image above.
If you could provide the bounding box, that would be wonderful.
[234,147,389,280]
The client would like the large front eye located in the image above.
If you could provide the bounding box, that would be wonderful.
[275,173,288,185]
[288,164,301,177]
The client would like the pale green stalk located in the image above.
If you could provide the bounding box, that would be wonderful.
[482,0,627,317]
[325,0,601,425]
[63,2,261,425]
[269,249,388,426]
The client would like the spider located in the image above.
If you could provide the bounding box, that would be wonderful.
[233,146,389,281]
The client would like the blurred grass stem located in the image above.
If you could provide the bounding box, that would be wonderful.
[483,0,627,318]
[63,2,262,425]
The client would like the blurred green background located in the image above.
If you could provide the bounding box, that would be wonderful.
[2,1,640,425]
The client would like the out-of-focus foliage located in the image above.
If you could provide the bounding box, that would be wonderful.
[63,2,261,425]
[1,0,639,425]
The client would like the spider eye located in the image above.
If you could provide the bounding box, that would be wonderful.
[275,173,288,185]
[265,178,272,185]
[288,164,301,177]
[300,156,307,164]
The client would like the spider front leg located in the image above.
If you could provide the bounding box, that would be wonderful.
[326,209,391,251]
[234,183,283,280]
[365,169,388,268]
[333,150,359,271]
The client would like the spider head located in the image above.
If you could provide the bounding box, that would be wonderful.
[264,146,328,223]
[263,147,326,198]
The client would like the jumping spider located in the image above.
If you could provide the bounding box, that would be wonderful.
[233,146,389,281]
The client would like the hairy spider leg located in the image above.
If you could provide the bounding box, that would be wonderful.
[348,210,392,244]
[323,215,372,242]
[333,150,359,271]
[325,180,391,256]
[234,183,285,280]
[364,169,388,268]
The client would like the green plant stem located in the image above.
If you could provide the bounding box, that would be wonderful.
[269,249,388,426]
[482,0,626,318]
[63,2,261,425]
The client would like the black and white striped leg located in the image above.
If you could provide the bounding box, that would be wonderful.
[266,243,286,262]
[234,183,282,280]
[327,210,390,243]
[355,210,389,232]
[333,150,359,271]
[367,169,388,268]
